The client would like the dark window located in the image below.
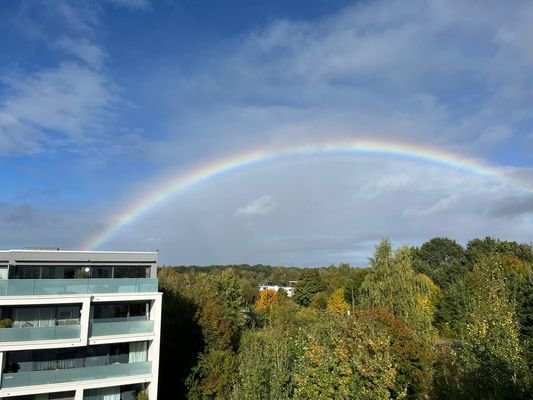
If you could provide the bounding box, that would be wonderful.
[92,302,149,322]
[91,266,112,278]
[50,392,75,400]
[4,342,147,373]
[121,384,145,400]
[8,391,75,400]
[7,305,81,327]
[56,306,81,325]
[113,266,149,278]
[12,266,40,279]
[128,303,148,320]
[8,265,151,279]
[109,343,129,364]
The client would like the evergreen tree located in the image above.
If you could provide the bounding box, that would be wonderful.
[293,269,326,306]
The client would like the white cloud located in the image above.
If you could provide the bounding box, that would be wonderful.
[55,37,107,69]
[0,62,117,154]
[145,0,533,165]
[234,195,277,217]
[42,1,99,34]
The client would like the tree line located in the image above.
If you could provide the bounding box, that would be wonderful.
[157,237,533,399]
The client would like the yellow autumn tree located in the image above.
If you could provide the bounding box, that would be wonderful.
[255,289,278,313]
[327,288,350,315]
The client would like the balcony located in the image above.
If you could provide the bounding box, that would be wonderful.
[0,361,152,388]
[0,278,158,296]
[0,325,80,343]
[89,320,154,337]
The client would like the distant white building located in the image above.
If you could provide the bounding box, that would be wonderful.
[258,284,296,298]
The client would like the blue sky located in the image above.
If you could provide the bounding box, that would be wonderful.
[1,0,532,266]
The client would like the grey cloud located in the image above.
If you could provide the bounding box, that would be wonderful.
[3,205,40,224]
[490,195,533,217]
[0,201,101,250]
[0,202,47,226]
[403,194,459,217]
[98,157,533,266]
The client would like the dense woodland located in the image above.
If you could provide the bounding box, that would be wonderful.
[157,237,533,399]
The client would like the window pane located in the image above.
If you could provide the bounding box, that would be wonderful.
[113,266,149,278]
[91,266,112,278]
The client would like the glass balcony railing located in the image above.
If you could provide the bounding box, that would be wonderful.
[89,320,154,337]
[0,278,158,296]
[0,325,80,342]
[1,361,152,388]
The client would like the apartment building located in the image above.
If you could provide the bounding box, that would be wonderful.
[0,249,162,400]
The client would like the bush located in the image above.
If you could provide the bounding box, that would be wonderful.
[0,318,12,328]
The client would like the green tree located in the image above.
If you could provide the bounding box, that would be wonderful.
[187,349,237,400]
[293,269,326,307]
[179,269,246,399]
[360,239,439,338]
[158,268,203,400]
[465,237,533,267]
[232,326,296,400]
[517,272,533,369]
[293,314,404,400]
[457,256,529,399]
[355,308,435,398]
[412,237,466,289]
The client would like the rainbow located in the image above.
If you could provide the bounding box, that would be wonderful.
[82,139,530,250]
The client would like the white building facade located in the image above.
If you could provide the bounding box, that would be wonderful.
[0,250,162,400]
[258,285,295,297]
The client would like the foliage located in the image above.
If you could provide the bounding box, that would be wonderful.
[232,326,296,400]
[187,349,237,400]
[465,237,533,266]
[293,269,326,306]
[255,289,278,314]
[157,236,533,398]
[74,269,89,279]
[360,239,439,338]
[136,389,149,400]
[184,270,246,398]
[309,291,328,310]
[412,237,466,289]
[293,314,404,399]
[158,268,203,400]
[326,288,350,315]
[456,257,529,399]
[355,308,435,398]
[0,318,12,328]
[158,267,245,399]
[517,272,533,373]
